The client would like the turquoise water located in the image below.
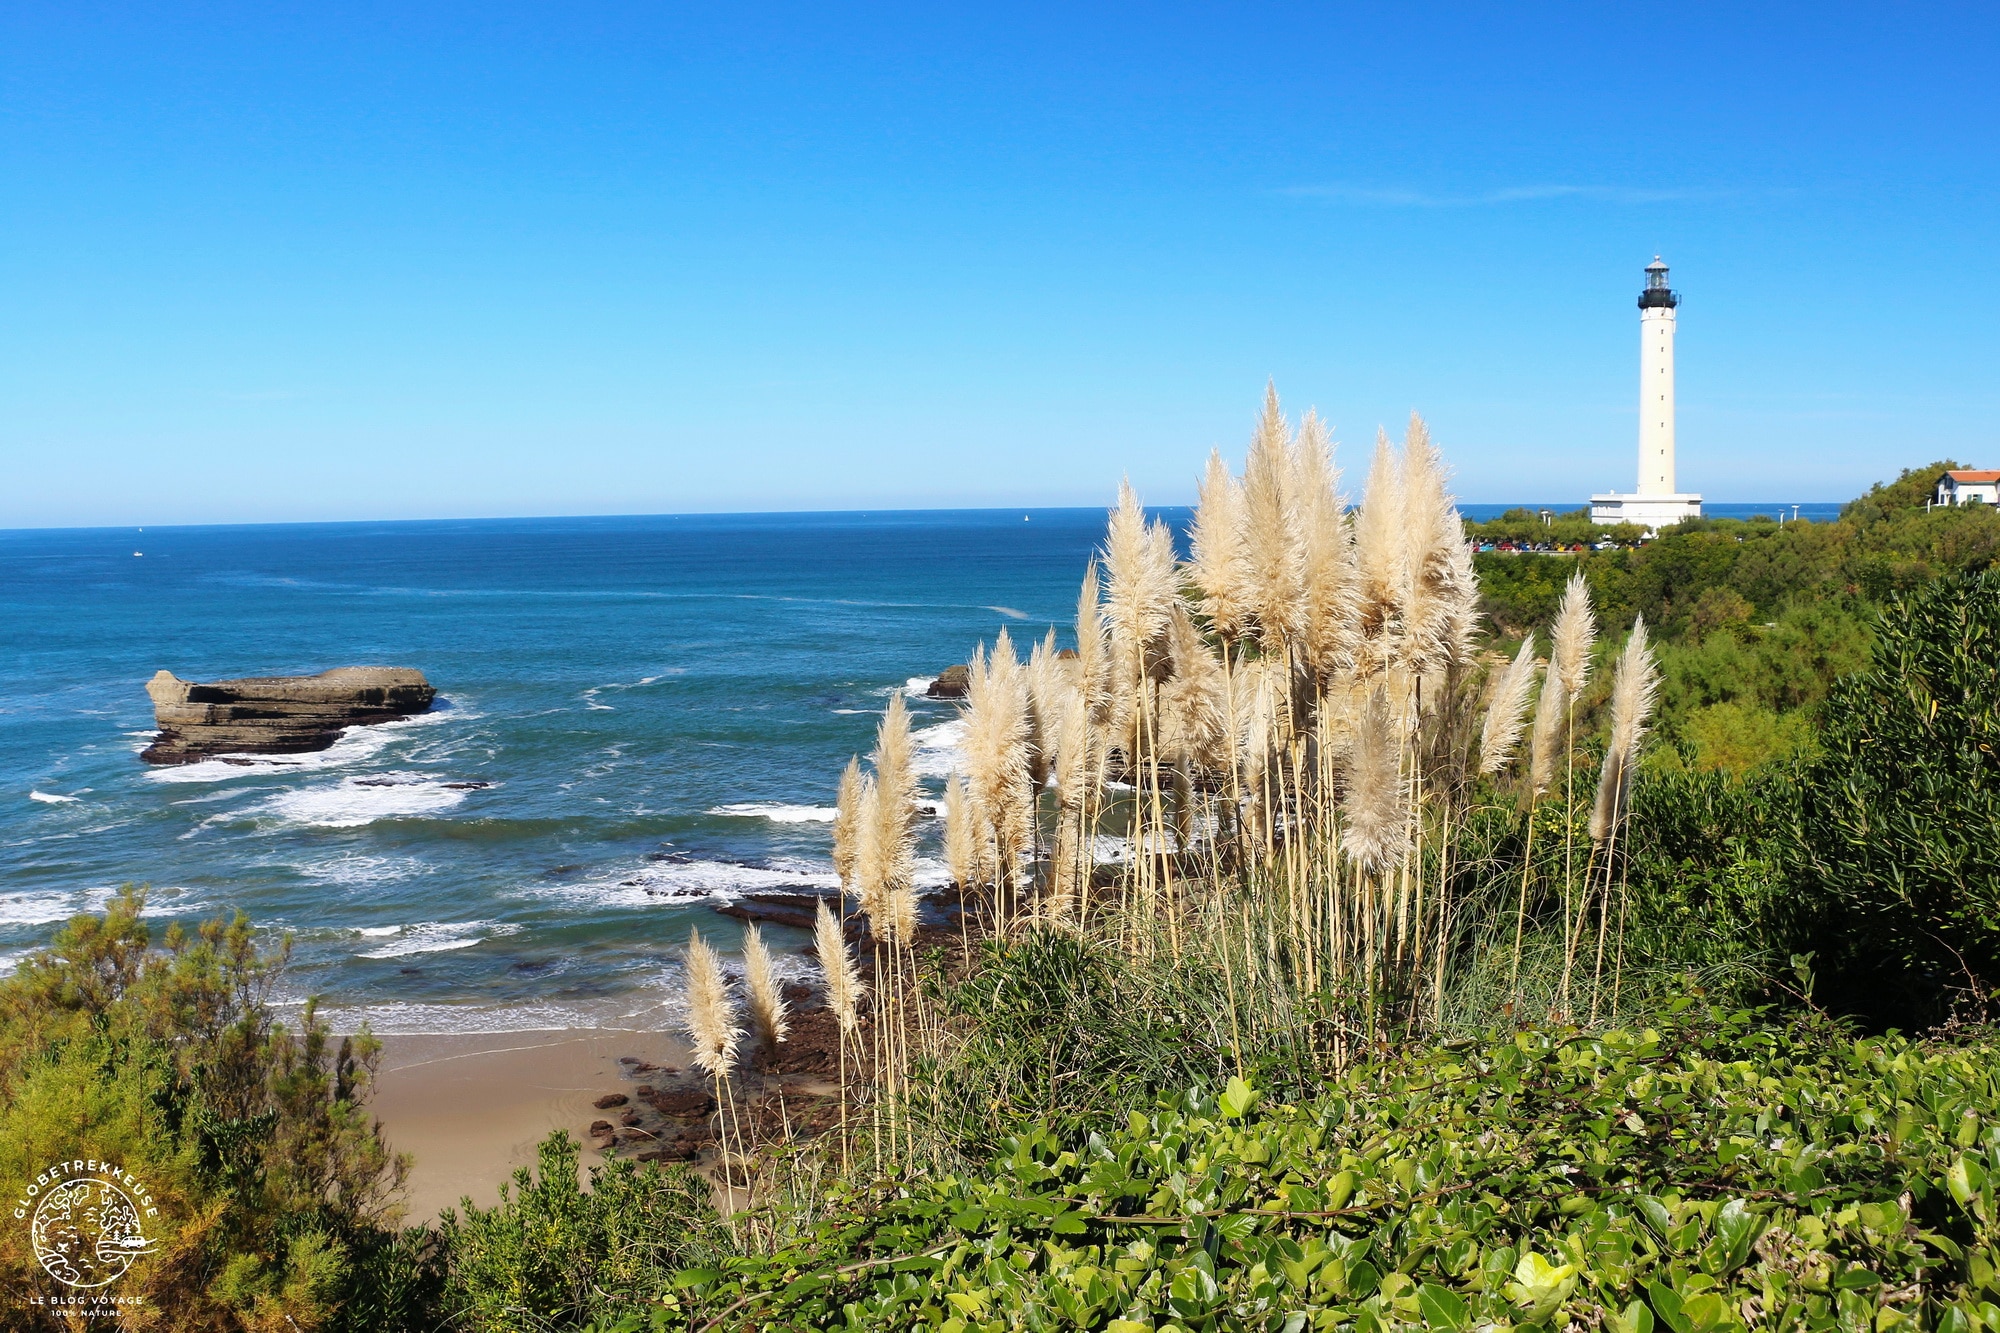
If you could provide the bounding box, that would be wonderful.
[0,500,1844,1031]
[1,511,1108,1031]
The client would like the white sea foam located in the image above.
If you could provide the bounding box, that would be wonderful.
[316,994,677,1035]
[354,920,521,959]
[707,802,838,824]
[28,791,79,804]
[259,773,471,828]
[902,676,936,697]
[0,891,88,925]
[911,719,968,778]
[0,886,203,926]
[985,605,1031,620]
[299,854,431,887]
[527,858,841,912]
[143,704,470,785]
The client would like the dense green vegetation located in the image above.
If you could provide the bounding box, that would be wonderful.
[1473,462,2000,775]
[667,1000,2000,1331]
[0,890,436,1330]
[7,458,2000,1330]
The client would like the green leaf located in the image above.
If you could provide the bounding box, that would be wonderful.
[1647,1280,1690,1333]
[1417,1283,1469,1331]
[1607,1298,1656,1333]
[1220,1075,1260,1120]
[1168,1265,1222,1317]
[1680,1292,1726,1333]
[1950,1155,1988,1210]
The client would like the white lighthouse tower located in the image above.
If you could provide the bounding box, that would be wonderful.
[1591,257,1703,529]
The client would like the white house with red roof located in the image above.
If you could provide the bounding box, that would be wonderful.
[1937,470,2000,506]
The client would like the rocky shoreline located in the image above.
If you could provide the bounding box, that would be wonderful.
[586,981,857,1167]
[582,887,967,1173]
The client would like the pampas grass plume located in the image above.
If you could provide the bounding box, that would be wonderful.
[1190,448,1249,640]
[1294,410,1358,681]
[1352,427,1408,678]
[943,773,980,891]
[1341,687,1407,871]
[870,694,918,916]
[1479,633,1540,775]
[1552,570,1598,700]
[814,899,865,1035]
[1239,382,1301,653]
[682,928,740,1077]
[742,922,789,1049]
[1590,615,1660,843]
[831,755,863,891]
[850,773,885,929]
[1527,668,1566,796]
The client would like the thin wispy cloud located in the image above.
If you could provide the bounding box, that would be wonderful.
[1281,183,1742,207]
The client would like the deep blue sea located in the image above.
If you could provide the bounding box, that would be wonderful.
[0,500,1843,1032]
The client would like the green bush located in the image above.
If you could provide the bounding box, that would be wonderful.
[671,1004,2000,1331]
[0,888,435,1331]
[1799,569,2000,1027]
[436,1132,728,1332]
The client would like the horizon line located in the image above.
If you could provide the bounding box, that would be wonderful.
[0,498,1853,537]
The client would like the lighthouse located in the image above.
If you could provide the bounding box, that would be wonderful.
[1590,257,1703,529]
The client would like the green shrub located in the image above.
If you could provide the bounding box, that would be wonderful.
[1799,569,2000,1027]
[436,1132,728,1332]
[671,1004,2000,1331]
[0,888,435,1331]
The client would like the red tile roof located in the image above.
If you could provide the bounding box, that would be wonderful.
[1945,470,2000,484]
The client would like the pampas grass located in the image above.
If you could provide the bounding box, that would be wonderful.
[1527,669,1566,797]
[1293,410,1357,685]
[1103,482,1176,683]
[1159,604,1228,772]
[683,928,740,1077]
[1590,616,1660,844]
[850,774,885,932]
[1352,428,1409,681]
[1240,384,1302,655]
[814,899,864,1035]
[831,756,863,892]
[742,923,789,1051]
[1190,449,1249,642]
[1341,686,1406,872]
[1552,571,1597,701]
[1478,633,1540,775]
[943,775,980,895]
[962,633,1032,910]
[682,926,746,1204]
[807,382,1670,1148]
[870,696,918,940]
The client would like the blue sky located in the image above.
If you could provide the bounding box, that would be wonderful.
[3,3,1995,526]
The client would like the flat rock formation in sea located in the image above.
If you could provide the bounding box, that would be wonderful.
[140,666,437,765]
[926,664,969,699]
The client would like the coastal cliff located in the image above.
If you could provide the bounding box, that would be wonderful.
[141,666,436,764]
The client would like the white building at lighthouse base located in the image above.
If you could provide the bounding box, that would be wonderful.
[1589,491,1703,531]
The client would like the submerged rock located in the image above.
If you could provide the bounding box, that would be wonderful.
[140,666,436,765]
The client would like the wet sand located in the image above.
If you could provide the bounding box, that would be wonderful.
[370,1028,692,1222]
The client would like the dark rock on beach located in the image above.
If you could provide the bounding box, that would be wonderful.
[593,1093,628,1109]
[139,666,436,764]
[715,889,844,931]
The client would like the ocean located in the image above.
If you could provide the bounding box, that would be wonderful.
[0,499,1844,1032]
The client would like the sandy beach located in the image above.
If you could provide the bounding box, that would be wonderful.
[371,1028,693,1222]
